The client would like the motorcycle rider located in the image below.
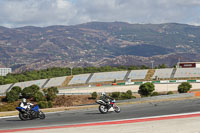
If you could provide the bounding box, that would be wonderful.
[19,98,33,110]
[100,92,114,111]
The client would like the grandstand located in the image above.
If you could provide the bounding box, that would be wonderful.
[2,68,200,94]
[174,68,200,78]
[0,84,13,94]
[43,76,67,88]
[152,68,173,79]
[14,79,48,89]
[89,71,127,83]
[128,70,148,80]
[68,74,90,85]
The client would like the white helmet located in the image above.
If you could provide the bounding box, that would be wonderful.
[22,98,26,103]
[101,92,106,96]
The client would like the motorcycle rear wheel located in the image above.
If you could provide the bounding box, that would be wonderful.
[114,106,120,113]
[99,105,108,114]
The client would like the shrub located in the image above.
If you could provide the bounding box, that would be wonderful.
[138,82,155,97]
[151,92,159,96]
[21,87,34,99]
[10,86,22,95]
[43,87,59,101]
[34,91,46,102]
[29,84,40,93]
[48,101,53,108]
[126,90,132,96]
[120,90,133,99]
[167,91,173,95]
[91,92,97,99]
[111,92,121,99]
[38,101,48,109]
[178,82,192,93]
[6,90,19,103]
[21,84,40,99]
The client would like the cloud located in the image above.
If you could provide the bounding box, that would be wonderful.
[0,0,200,27]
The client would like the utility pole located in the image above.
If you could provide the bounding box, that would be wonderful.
[70,67,73,76]
[151,60,154,69]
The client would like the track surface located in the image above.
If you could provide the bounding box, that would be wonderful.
[1,99,200,130]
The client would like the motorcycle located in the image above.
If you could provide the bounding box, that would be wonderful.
[16,105,45,121]
[96,99,120,114]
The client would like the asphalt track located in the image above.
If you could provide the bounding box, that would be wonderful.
[1,98,200,131]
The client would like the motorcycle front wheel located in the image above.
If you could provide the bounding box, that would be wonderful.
[19,112,29,121]
[114,106,120,113]
[38,111,45,119]
[99,105,108,114]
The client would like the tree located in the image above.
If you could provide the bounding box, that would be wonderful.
[158,64,167,69]
[138,82,155,97]
[178,82,192,93]
[43,87,59,101]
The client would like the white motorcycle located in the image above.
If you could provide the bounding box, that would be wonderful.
[96,99,120,114]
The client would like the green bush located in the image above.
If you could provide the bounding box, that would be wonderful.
[111,92,121,99]
[34,91,46,102]
[48,101,53,108]
[178,82,192,93]
[138,82,155,97]
[151,92,159,96]
[126,90,132,96]
[38,101,48,109]
[167,91,173,95]
[29,84,40,93]
[120,90,133,99]
[21,84,40,99]
[21,87,34,99]
[43,87,59,101]
[11,86,22,95]
[6,90,19,103]
[91,92,97,99]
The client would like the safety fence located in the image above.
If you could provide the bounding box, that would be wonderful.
[121,80,200,85]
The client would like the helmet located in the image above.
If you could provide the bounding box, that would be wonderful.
[22,98,26,103]
[101,92,106,96]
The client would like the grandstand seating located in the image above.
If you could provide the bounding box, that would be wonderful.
[89,71,127,83]
[14,79,48,89]
[152,68,173,79]
[0,84,13,94]
[43,76,67,88]
[174,68,200,78]
[68,74,90,85]
[2,68,200,91]
[128,70,148,80]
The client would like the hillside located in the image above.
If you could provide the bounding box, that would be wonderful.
[0,22,200,72]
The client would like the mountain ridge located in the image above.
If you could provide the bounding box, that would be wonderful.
[0,22,200,72]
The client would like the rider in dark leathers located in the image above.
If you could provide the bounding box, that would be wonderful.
[100,92,114,111]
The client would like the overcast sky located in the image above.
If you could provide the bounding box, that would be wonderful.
[0,0,200,28]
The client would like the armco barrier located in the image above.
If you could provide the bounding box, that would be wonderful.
[123,80,200,86]
[117,83,125,85]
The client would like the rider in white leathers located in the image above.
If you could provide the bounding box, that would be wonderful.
[19,98,33,110]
